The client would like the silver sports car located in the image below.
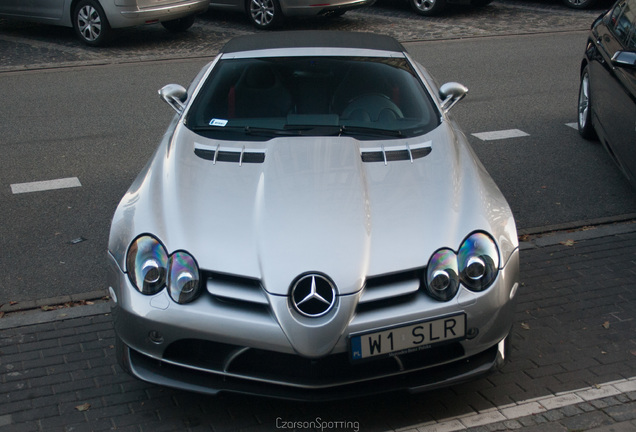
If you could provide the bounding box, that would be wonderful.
[107,31,520,400]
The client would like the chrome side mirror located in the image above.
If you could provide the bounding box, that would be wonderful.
[159,84,188,114]
[439,82,468,113]
[611,51,636,68]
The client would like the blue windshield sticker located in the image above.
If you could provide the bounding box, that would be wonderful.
[209,118,228,127]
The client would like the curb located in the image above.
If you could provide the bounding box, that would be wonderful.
[0,302,111,331]
[519,218,636,250]
[0,289,109,315]
[395,378,636,432]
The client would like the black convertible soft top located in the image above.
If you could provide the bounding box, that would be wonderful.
[221,31,406,54]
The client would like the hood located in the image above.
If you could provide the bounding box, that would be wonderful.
[110,120,517,297]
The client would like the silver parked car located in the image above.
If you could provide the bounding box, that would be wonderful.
[0,0,208,46]
[208,0,375,29]
[107,31,520,400]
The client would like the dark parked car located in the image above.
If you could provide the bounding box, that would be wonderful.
[578,0,636,187]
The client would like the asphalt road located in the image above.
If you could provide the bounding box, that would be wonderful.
[406,32,636,230]
[1,5,636,304]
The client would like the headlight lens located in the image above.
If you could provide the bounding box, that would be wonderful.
[426,249,459,301]
[126,235,168,295]
[168,251,201,304]
[458,232,500,291]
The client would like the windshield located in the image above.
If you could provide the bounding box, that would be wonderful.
[185,56,440,141]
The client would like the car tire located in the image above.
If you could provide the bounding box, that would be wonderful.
[161,14,196,32]
[410,0,446,16]
[578,65,597,140]
[471,0,494,6]
[562,0,597,9]
[73,0,111,46]
[246,0,283,29]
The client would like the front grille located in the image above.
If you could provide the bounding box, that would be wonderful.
[358,268,424,309]
[202,266,435,313]
[203,271,269,308]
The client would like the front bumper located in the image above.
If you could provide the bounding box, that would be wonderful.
[108,248,519,400]
[106,0,208,28]
[117,333,509,401]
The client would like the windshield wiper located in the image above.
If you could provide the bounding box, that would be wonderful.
[190,124,404,138]
[338,125,404,138]
[284,124,404,138]
[189,125,302,137]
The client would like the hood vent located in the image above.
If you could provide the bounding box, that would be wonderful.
[195,145,266,165]
[361,142,432,165]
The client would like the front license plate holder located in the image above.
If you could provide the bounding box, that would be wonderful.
[349,313,467,362]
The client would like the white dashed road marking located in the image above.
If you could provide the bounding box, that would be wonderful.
[566,122,578,130]
[472,129,530,141]
[10,177,82,194]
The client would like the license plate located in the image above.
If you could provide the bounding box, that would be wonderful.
[349,313,466,361]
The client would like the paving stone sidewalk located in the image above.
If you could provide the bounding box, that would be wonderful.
[0,222,635,432]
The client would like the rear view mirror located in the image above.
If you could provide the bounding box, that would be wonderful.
[439,82,468,113]
[159,84,188,114]
[611,51,636,68]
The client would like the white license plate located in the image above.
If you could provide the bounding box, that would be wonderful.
[349,313,466,361]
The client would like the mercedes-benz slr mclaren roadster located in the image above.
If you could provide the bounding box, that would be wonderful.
[107,31,520,400]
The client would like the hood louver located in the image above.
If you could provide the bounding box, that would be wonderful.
[194,141,431,166]
[361,142,432,165]
[194,146,266,165]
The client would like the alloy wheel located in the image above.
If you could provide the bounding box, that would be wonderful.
[250,0,276,27]
[578,72,590,130]
[77,5,102,42]
[577,67,596,140]
[413,0,436,12]
[563,0,595,9]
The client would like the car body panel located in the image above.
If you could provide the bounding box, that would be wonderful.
[0,0,66,20]
[0,0,208,29]
[582,0,636,187]
[108,31,520,399]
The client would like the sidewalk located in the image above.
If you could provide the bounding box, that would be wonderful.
[1,222,635,432]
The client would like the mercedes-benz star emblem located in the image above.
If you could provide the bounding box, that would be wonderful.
[291,274,336,318]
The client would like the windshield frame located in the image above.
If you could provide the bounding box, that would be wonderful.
[184,53,441,141]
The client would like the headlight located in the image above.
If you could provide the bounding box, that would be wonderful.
[458,232,500,291]
[168,251,201,304]
[425,249,459,301]
[126,235,168,295]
